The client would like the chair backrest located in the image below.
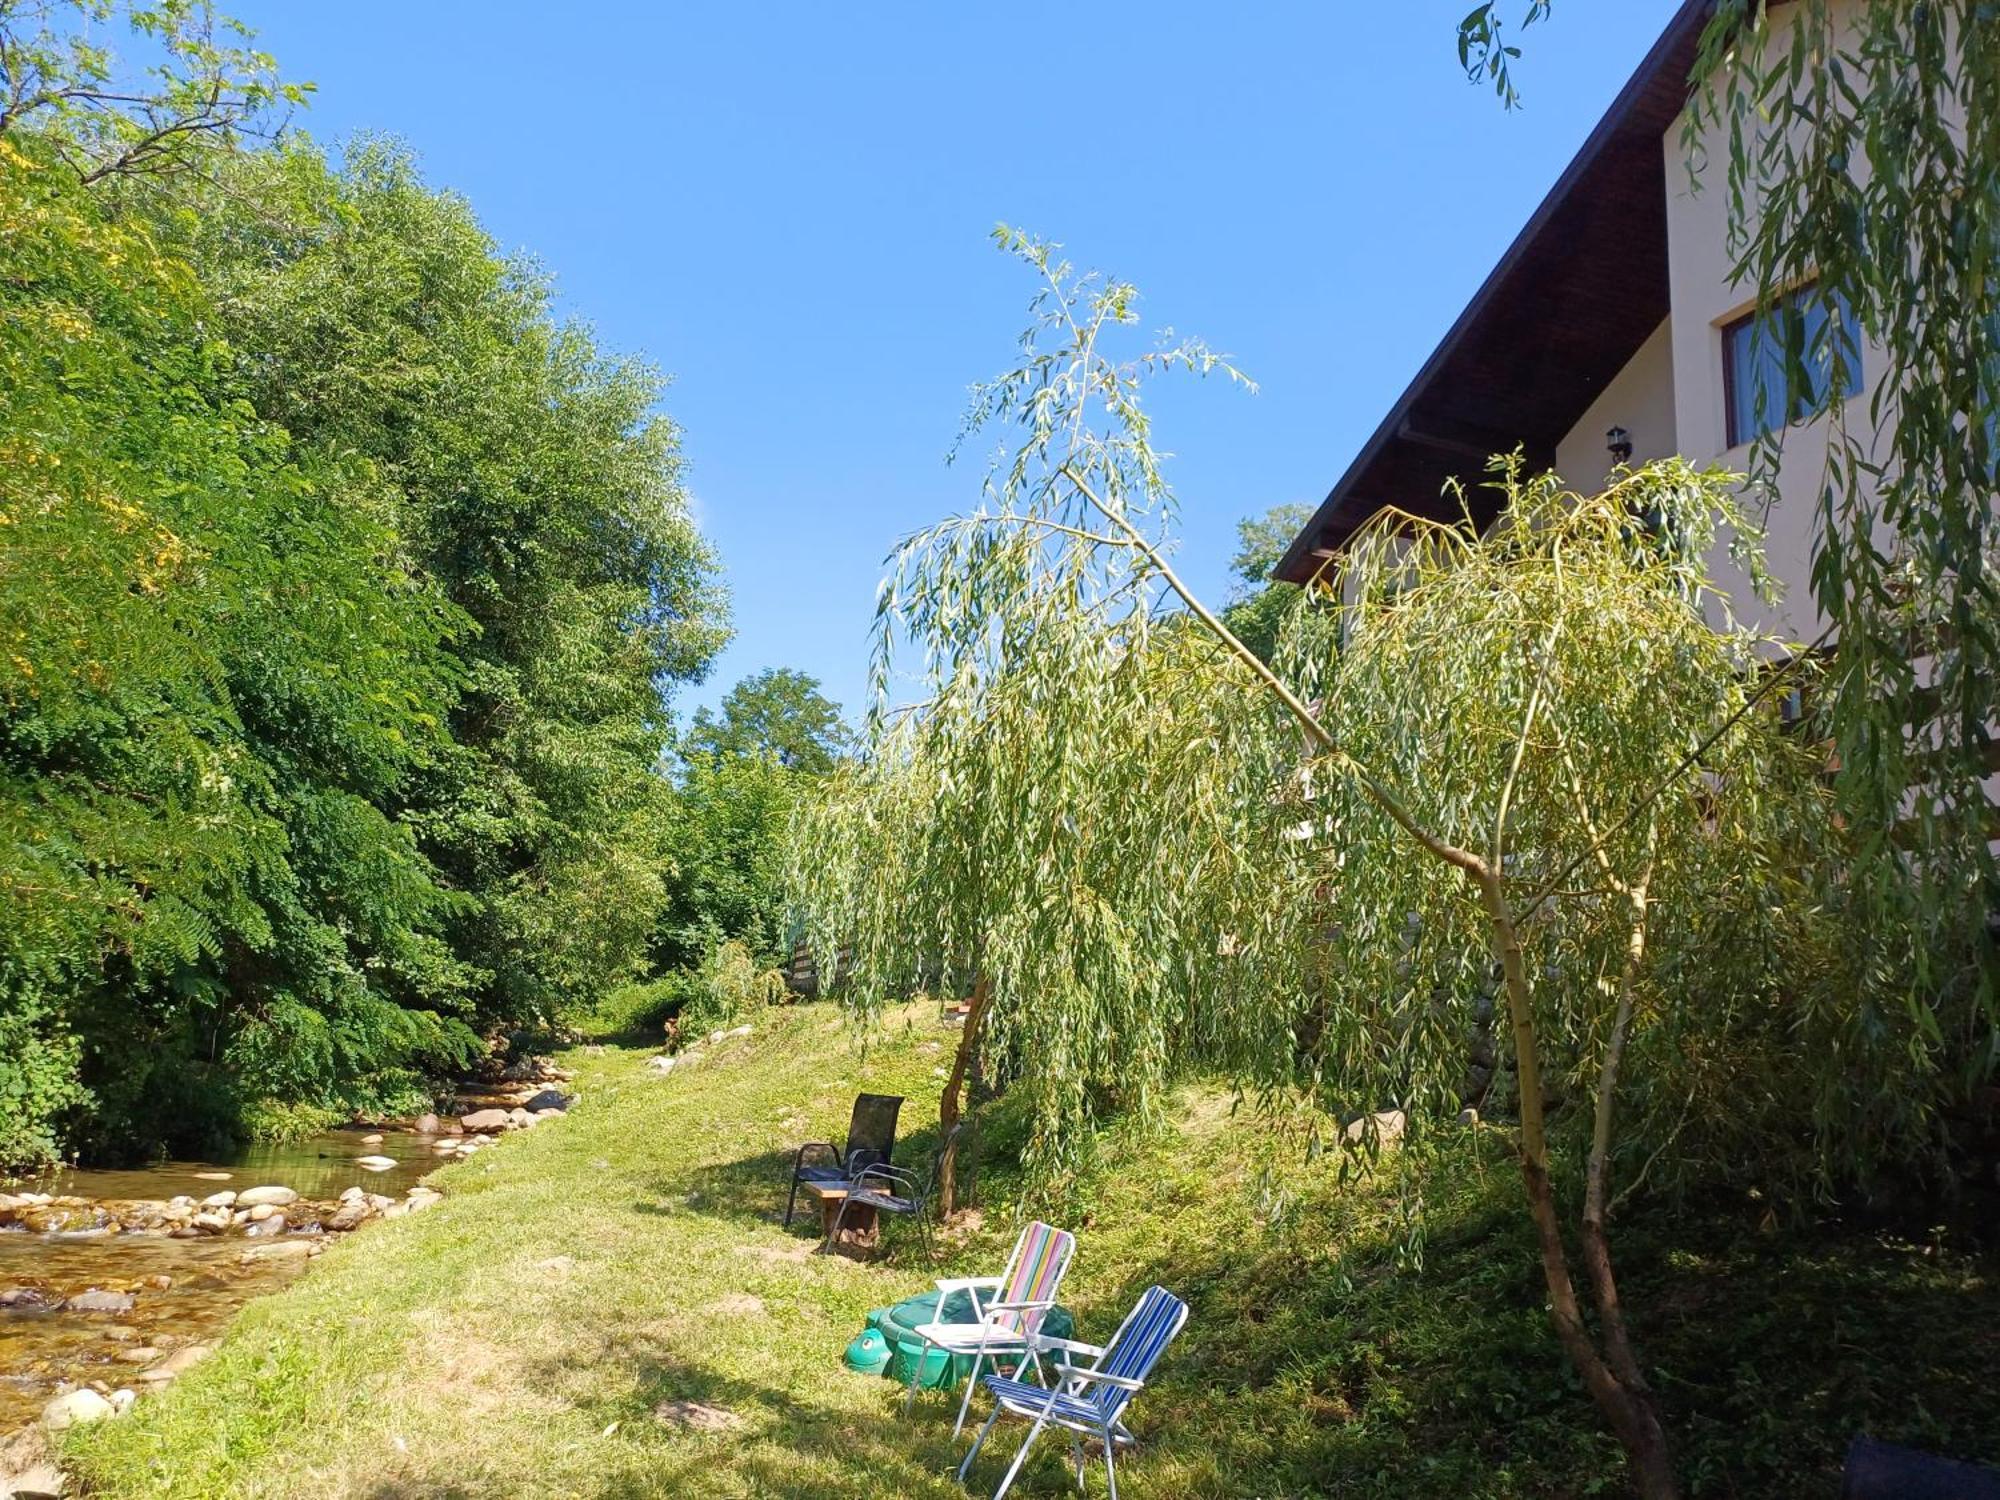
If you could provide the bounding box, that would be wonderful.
[1086,1285,1188,1422]
[844,1093,903,1171]
[990,1220,1076,1337]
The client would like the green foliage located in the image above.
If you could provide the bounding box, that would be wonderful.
[1218,501,1310,664]
[656,749,801,970]
[678,938,786,1039]
[0,4,728,1165]
[0,0,309,184]
[170,138,727,1031]
[1460,0,1999,1126]
[587,973,695,1043]
[684,667,850,773]
[653,667,850,973]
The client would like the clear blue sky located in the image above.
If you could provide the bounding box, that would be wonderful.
[233,2,1683,726]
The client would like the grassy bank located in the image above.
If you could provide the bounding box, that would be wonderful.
[64,1002,1999,1498]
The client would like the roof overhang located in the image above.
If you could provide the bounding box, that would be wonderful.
[1274,0,1711,585]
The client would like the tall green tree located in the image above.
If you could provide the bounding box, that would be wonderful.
[172,139,729,1032]
[1219,501,1311,663]
[685,667,849,773]
[0,122,477,1161]
[0,0,731,1162]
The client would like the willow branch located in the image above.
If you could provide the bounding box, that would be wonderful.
[1058,462,1487,878]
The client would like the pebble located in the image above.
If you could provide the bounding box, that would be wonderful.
[235,1185,297,1209]
[200,1190,237,1209]
[355,1155,397,1171]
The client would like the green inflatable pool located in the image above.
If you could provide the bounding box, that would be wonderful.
[849,1288,1074,1391]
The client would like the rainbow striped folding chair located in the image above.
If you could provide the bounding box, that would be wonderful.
[904,1218,1077,1437]
[957,1284,1188,1500]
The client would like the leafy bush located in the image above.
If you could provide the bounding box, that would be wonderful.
[678,940,788,1038]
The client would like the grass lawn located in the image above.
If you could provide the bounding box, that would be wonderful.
[63,1001,2000,1498]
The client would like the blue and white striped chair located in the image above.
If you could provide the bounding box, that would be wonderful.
[955,1284,1188,1500]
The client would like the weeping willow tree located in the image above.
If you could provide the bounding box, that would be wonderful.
[786,231,1980,1494]
[1460,0,2000,1139]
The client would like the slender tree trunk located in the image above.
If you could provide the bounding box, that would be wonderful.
[936,973,989,1217]
[1479,871,1678,1500]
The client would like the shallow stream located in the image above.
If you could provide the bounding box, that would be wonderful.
[0,1126,439,1436]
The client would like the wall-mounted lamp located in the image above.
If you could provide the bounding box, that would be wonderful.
[1606,426,1634,465]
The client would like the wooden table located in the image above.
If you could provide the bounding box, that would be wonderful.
[799,1179,879,1254]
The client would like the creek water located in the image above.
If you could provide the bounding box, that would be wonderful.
[0,1127,440,1437]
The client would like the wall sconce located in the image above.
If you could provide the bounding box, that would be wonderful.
[1606,426,1634,465]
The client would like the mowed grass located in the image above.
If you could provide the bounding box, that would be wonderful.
[64,1001,2000,1499]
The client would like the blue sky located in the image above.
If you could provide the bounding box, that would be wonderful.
[233,2,1683,726]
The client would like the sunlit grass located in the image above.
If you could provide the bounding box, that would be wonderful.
[63,1002,2000,1498]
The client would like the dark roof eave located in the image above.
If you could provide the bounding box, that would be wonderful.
[1273,0,1712,585]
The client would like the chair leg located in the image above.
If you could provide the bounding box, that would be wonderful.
[1102,1436,1119,1500]
[958,1401,1003,1483]
[824,1197,850,1252]
[1070,1437,1087,1491]
[951,1350,985,1438]
[991,1415,1049,1500]
[783,1174,800,1229]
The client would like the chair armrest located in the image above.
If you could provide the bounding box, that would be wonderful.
[1058,1367,1144,1392]
[1020,1332,1107,1360]
[983,1297,1060,1314]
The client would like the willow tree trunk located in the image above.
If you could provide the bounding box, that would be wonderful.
[935,974,989,1217]
[1480,872,1678,1500]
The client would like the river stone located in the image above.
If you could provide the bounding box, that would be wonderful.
[199,1190,236,1209]
[7,1461,66,1498]
[359,1133,384,1145]
[327,1201,370,1232]
[42,1388,115,1430]
[1343,1108,1407,1146]
[242,1214,284,1237]
[152,1345,210,1379]
[240,1240,314,1263]
[63,1290,134,1313]
[521,1089,570,1113]
[459,1108,510,1132]
[534,1108,564,1121]
[115,1347,161,1364]
[413,1113,441,1135]
[109,1388,137,1415]
[645,1055,676,1074]
[1,1287,47,1308]
[506,1108,533,1129]
[190,1210,231,1233]
[249,1202,283,1221]
[236,1185,297,1209]
[191,1171,231,1182]
[355,1155,397,1171]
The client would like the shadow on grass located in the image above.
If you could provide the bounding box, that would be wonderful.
[519,1326,1031,1499]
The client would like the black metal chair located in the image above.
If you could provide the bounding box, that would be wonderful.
[825,1123,965,1263]
[783,1091,903,1228]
